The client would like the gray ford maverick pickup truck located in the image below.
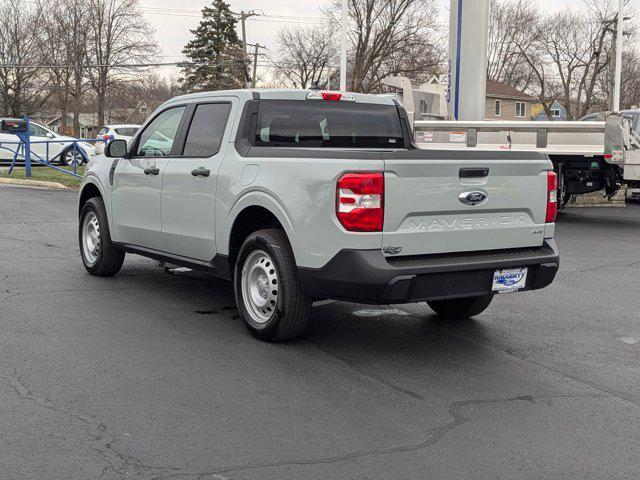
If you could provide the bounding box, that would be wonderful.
[78,89,559,341]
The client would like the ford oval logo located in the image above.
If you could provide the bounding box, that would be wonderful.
[458,190,487,206]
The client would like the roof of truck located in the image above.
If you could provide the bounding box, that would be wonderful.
[168,89,397,106]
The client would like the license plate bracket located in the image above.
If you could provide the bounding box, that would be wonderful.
[492,268,528,294]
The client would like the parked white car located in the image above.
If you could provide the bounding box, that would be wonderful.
[95,124,140,155]
[0,119,95,165]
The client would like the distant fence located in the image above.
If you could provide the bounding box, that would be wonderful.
[0,116,99,179]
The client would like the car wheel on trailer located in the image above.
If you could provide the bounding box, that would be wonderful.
[234,229,312,342]
[79,197,125,276]
[427,295,493,319]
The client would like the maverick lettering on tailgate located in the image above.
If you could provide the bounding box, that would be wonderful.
[408,214,528,231]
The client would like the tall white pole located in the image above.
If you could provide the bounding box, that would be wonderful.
[613,0,624,111]
[339,0,347,91]
[448,0,490,120]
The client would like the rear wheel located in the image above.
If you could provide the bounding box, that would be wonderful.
[427,295,493,319]
[79,197,125,276]
[234,229,311,342]
[60,147,85,166]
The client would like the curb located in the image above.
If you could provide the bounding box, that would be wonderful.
[0,177,68,190]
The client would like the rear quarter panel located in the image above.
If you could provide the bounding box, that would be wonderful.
[217,148,385,269]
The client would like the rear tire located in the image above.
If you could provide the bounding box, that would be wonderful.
[60,147,85,166]
[427,295,493,319]
[234,229,311,342]
[79,197,125,276]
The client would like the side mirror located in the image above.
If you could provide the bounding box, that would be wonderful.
[46,132,55,139]
[105,139,128,158]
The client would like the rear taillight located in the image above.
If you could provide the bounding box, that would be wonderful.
[336,173,384,232]
[546,171,558,223]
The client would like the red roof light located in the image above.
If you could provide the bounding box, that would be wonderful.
[321,92,343,102]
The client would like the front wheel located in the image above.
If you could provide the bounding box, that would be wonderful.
[234,229,311,342]
[427,295,493,319]
[79,197,125,276]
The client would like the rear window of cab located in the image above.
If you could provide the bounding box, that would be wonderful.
[254,100,404,149]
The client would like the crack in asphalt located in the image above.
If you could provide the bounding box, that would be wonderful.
[1,368,609,478]
[304,338,425,401]
[1,284,205,299]
[409,311,640,408]
[0,372,183,480]
[173,392,608,477]
[562,259,640,274]
[0,221,77,254]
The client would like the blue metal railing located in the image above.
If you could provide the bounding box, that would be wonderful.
[1,116,100,179]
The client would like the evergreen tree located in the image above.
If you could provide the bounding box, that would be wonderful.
[181,0,245,91]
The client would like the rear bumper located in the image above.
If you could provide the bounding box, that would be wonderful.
[298,240,559,304]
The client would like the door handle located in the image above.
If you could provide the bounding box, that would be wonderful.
[144,167,160,176]
[191,167,211,177]
[459,168,489,179]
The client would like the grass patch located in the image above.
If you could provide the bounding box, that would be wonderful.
[0,165,85,188]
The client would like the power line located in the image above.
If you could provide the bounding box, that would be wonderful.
[139,5,324,24]
[0,60,248,70]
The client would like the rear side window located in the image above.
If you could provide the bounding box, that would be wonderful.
[254,100,404,149]
[114,127,138,136]
[183,103,232,156]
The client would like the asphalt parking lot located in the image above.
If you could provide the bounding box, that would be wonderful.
[1,184,639,480]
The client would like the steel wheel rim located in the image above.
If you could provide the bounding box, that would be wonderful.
[82,211,101,265]
[241,250,279,324]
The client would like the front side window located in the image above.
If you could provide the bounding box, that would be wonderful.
[183,103,231,157]
[515,101,526,118]
[494,100,501,116]
[135,106,186,157]
[254,100,404,149]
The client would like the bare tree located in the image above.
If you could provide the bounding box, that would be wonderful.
[272,25,337,89]
[0,0,47,116]
[613,48,640,109]
[87,0,158,126]
[39,0,74,130]
[487,0,539,91]
[326,0,444,93]
[513,0,630,119]
[46,0,92,135]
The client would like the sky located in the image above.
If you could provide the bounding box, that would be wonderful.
[140,0,639,81]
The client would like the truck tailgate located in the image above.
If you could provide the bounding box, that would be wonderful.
[382,150,552,257]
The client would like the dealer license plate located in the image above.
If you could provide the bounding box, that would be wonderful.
[492,268,528,294]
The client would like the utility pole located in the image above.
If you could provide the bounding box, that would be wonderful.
[251,43,266,88]
[613,0,625,111]
[339,0,347,91]
[238,10,259,88]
